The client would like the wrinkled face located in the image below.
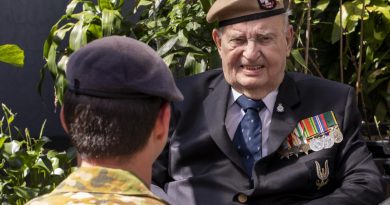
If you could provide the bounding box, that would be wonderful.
[212,14,293,99]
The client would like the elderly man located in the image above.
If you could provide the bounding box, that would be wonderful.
[27,36,183,204]
[152,0,385,204]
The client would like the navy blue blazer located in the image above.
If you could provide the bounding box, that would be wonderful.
[152,69,384,205]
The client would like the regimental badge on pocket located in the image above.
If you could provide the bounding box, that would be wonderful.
[315,160,329,190]
[278,111,343,159]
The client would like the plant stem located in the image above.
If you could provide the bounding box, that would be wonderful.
[356,0,365,100]
[305,0,311,74]
[339,0,344,83]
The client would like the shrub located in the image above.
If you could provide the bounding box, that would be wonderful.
[0,104,75,205]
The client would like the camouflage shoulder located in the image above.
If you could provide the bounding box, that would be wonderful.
[110,194,169,205]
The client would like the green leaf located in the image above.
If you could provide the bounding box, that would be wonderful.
[4,140,22,155]
[0,135,9,149]
[199,0,213,13]
[163,53,175,67]
[2,103,16,125]
[66,146,77,161]
[290,49,307,69]
[375,101,387,121]
[114,0,124,9]
[46,43,58,75]
[98,0,113,10]
[0,44,24,68]
[331,1,366,43]
[54,74,68,105]
[35,157,53,172]
[57,55,69,74]
[66,0,82,15]
[367,77,387,93]
[13,186,39,202]
[315,0,330,12]
[54,23,74,44]
[178,30,188,46]
[88,22,103,39]
[367,4,390,21]
[135,0,152,11]
[157,36,178,56]
[69,21,85,51]
[184,52,196,70]
[102,9,123,36]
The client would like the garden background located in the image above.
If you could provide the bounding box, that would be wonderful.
[0,0,389,203]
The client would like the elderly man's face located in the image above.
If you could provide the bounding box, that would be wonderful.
[212,15,293,99]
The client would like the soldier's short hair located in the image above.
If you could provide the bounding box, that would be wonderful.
[63,91,163,159]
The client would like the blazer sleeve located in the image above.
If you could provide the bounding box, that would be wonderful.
[304,87,385,205]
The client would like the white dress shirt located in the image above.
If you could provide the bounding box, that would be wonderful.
[225,88,278,157]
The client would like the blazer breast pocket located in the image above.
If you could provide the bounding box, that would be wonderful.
[303,157,335,194]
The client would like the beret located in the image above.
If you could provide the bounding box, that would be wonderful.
[207,0,289,27]
[66,36,183,101]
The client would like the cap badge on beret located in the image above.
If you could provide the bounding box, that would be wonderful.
[207,0,288,27]
[258,0,277,10]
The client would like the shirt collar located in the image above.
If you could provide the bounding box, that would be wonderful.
[228,87,279,113]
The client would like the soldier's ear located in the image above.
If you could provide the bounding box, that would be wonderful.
[149,102,171,159]
[155,102,171,142]
[60,107,69,134]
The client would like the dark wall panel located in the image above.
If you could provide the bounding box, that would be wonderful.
[0,0,69,146]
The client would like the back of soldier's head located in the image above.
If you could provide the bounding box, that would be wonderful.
[62,36,183,159]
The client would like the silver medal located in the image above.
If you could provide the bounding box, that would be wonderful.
[323,134,335,149]
[333,127,343,143]
[309,137,324,151]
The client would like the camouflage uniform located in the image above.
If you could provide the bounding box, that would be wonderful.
[26,166,168,205]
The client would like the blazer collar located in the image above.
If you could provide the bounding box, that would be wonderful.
[203,73,248,174]
[267,73,300,155]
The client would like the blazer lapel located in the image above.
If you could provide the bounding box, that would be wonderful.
[203,75,247,173]
[268,74,301,155]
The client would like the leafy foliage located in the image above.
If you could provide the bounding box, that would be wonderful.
[0,104,76,205]
[290,0,390,122]
[43,0,390,122]
[41,0,132,105]
[133,0,218,77]
[0,44,24,68]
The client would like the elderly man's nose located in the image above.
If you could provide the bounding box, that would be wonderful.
[243,42,260,60]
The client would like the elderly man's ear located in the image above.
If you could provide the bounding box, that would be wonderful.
[212,29,222,54]
[286,25,294,57]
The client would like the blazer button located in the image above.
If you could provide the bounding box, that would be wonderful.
[237,193,248,203]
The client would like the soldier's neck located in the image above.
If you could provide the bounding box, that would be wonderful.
[80,154,152,187]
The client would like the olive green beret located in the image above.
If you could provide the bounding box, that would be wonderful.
[66,36,183,102]
[207,0,289,27]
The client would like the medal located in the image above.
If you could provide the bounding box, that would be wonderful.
[310,137,324,151]
[323,134,334,149]
[291,146,300,157]
[300,144,310,155]
[281,111,344,159]
[332,127,343,143]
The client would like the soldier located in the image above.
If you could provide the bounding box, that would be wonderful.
[27,36,183,205]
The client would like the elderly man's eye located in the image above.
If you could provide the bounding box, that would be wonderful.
[259,36,273,42]
[231,38,245,44]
